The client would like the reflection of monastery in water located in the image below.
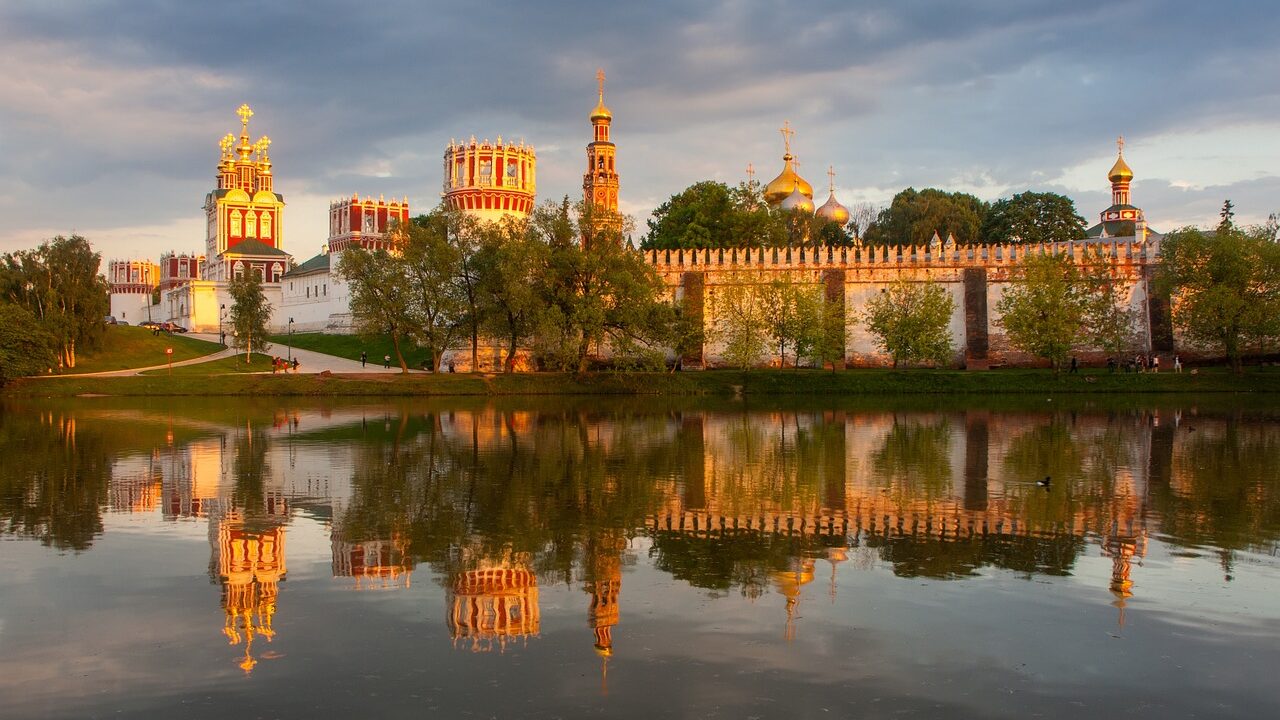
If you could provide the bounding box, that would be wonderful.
[55,401,1274,671]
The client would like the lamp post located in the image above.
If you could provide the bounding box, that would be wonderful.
[287,318,294,363]
[219,304,227,346]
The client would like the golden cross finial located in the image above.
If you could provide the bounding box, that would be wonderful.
[779,120,795,155]
[254,136,271,159]
[596,68,606,99]
[1117,134,1125,155]
[746,163,755,184]
[237,104,254,128]
[219,133,235,156]
[827,165,836,194]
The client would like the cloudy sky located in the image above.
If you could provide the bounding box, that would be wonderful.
[2,0,1278,261]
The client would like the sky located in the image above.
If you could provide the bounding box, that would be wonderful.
[1,0,1278,262]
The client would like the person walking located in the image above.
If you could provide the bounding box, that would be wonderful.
[1152,355,1160,373]
[383,354,391,369]
[292,357,300,373]
[360,351,367,368]
[1069,356,1078,374]
[1174,355,1182,373]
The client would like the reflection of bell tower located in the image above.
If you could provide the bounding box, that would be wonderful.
[1102,524,1147,630]
[331,532,414,589]
[584,532,626,692]
[771,558,816,642]
[211,511,287,674]
[446,552,540,652]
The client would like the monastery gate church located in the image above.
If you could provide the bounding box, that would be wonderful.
[108,90,1173,369]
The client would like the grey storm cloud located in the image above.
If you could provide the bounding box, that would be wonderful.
[1,0,1278,257]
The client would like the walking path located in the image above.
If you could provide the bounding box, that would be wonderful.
[35,346,239,378]
[188,334,415,374]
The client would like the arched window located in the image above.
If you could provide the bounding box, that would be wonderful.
[230,211,242,237]
[261,212,272,239]
[245,211,258,238]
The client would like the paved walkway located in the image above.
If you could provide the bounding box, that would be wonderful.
[36,346,239,378]
[189,334,415,374]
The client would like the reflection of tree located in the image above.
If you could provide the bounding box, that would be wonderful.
[1152,421,1280,555]
[867,532,1084,579]
[0,412,111,550]
[871,416,953,504]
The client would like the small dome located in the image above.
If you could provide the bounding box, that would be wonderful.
[764,154,814,206]
[815,192,850,225]
[1108,153,1133,183]
[590,98,612,123]
[780,185,815,213]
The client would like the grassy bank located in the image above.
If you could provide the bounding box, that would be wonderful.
[7,367,1278,398]
[139,353,274,376]
[58,326,221,374]
[268,332,432,368]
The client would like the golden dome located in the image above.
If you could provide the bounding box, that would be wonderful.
[815,192,850,224]
[764,154,814,206]
[780,185,815,213]
[1108,153,1133,183]
[590,97,612,123]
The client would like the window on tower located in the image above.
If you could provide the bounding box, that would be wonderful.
[230,211,242,237]
[245,211,258,238]
[261,212,272,239]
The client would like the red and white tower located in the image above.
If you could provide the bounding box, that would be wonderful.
[442,136,536,224]
[583,68,620,219]
[327,195,410,253]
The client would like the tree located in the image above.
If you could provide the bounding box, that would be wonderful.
[475,217,548,372]
[416,207,485,370]
[847,202,880,244]
[0,234,108,369]
[401,219,466,371]
[336,246,414,373]
[535,200,676,371]
[642,180,788,250]
[1158,207,1280,373]
[761,277,823,368]
[227,272,272,362]
[995,252,1087,370]
[980,191,1087,245]
[862,280,956,368]
[0,303,57,384]
[709,273,771,369]
[863,188,988,247]
[813,293,847,372]
[1082,249,1139,360]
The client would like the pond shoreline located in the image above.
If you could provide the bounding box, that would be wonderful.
[6,368,1279,397]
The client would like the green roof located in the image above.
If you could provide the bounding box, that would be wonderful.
[282,253,331,278]
[222,239,291,258]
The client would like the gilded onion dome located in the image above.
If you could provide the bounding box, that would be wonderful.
[815,166,849,224]
[1108,153,1133,183]
[780,185,815,213]
[765,153,814,206]
[1108,136,1133,182]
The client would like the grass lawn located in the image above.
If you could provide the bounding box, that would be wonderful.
[140,353,274,376]
[60,325,222,374]
[269,332,433,368]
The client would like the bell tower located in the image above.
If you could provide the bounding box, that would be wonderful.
[582,68,620,242]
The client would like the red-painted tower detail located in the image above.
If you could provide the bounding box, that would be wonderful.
[582,69,620,220]
[328,195,410,253]
[203,105,286,279]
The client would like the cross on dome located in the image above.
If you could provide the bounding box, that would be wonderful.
[1117,135,1125,155]
[596,68,606,100]
[237,104,254,128]
[779,120,795,155]
[827,165,836,194]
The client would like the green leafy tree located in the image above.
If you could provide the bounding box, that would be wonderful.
[401,220,466,371]
[862,280,956,368]
[1158,206,1280,373]
[863,188,988,247]
[0,303,57,384]
[227,271,273,363]
[336,246,414,372]
[0,234,108,369]
[475,217,548,372]
[996,252,1087,370]
[981,191,1087,245]
[812,295,847,372]
[709,273,771,369]
[761,277,823,368]
[1082,250,1139,360]
[534,200,676,371]
[642,180,788,250]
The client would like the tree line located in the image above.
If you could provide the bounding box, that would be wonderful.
[0,235,108,383]
[642,181,1091,249]
[337,200,693,373]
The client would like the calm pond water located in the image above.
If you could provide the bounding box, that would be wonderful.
[1,395,1278,719]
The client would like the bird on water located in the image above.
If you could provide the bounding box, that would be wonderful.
[1036,476,1052,488]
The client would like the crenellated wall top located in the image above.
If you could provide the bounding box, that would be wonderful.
[643,236,1158,273]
